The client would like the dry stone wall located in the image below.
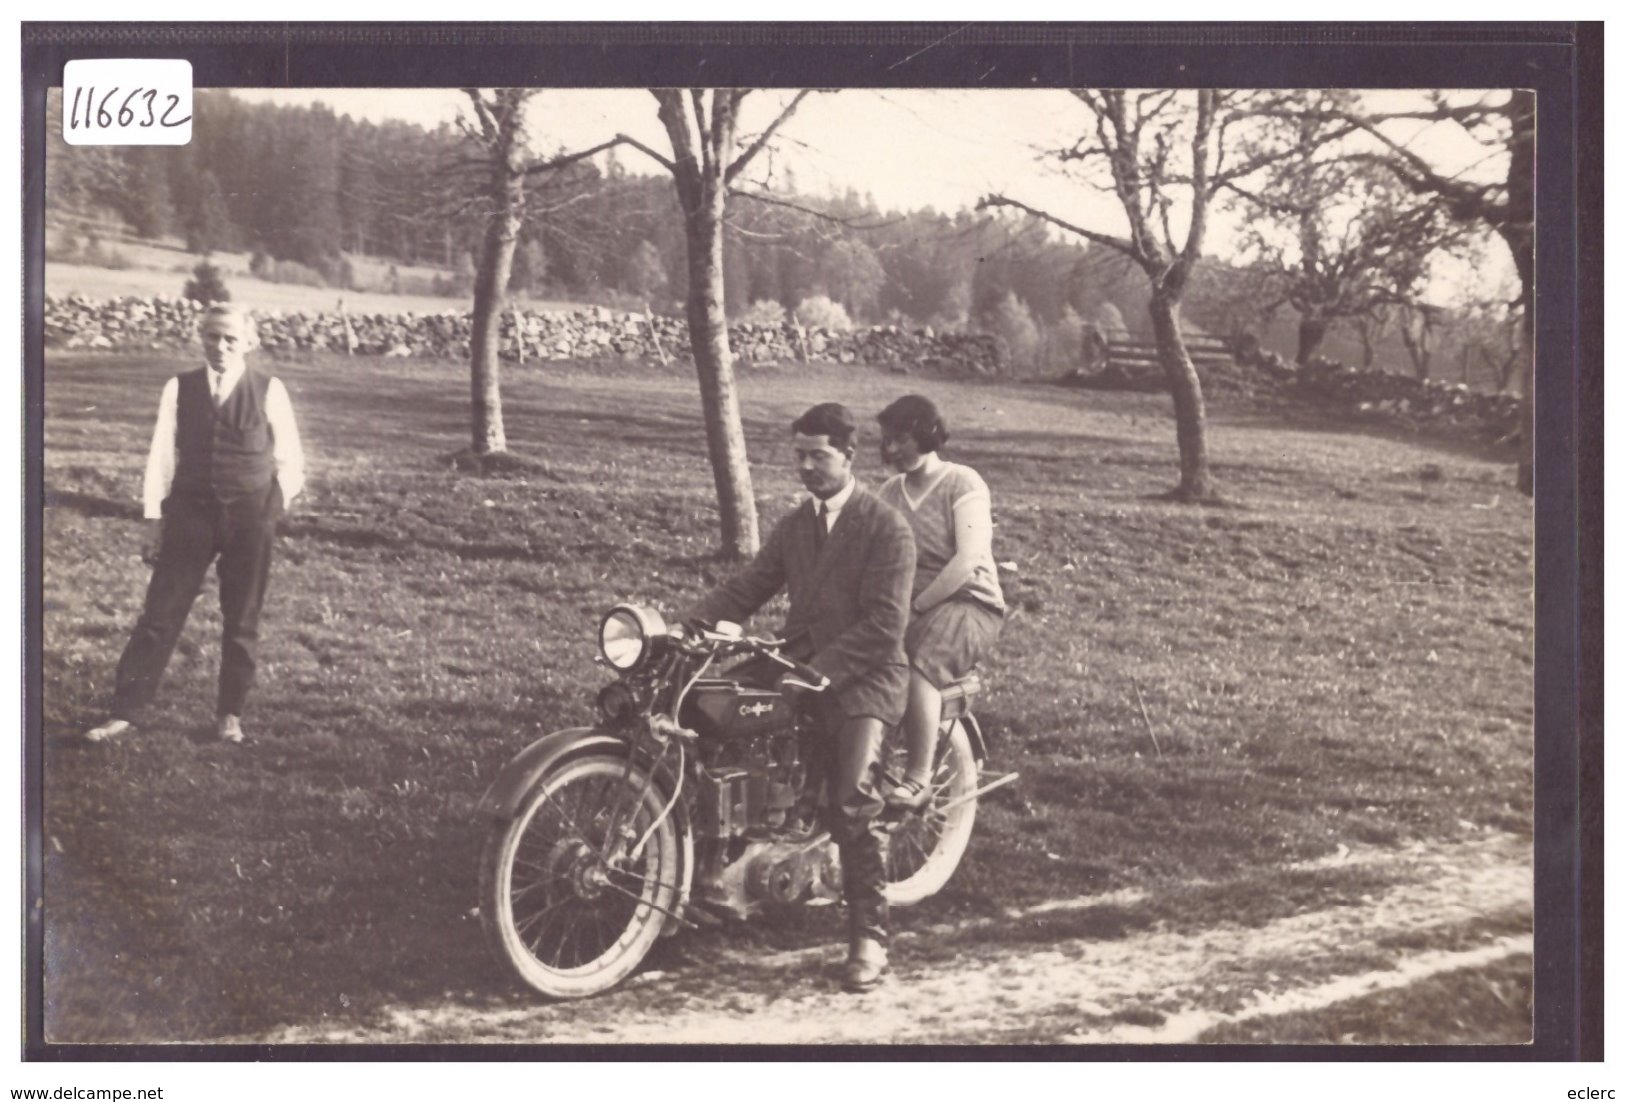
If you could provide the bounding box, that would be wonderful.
[44,294,1003,374]
[1289,355,1523,438]
[1057,337,1522,439]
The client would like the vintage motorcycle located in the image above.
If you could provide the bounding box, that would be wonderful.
[476,603,1016,999]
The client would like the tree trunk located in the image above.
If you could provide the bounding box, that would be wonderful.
[1296,314,1329,365]
[464,90,531,459]
[469,203,520,455]
[1506,228,1535,495]
[1496,335,1522,393]
[1514,272,1534,495]
[1400,319,1432,381]
[1148,290,1214,501]
[684,199,759,558]
[1504,89,1535,496]
[1357,321,1377,368]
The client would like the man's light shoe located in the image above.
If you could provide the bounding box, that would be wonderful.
[83,718,132,744]
[218,715,245,744]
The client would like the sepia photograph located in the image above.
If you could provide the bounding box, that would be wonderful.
[22,23,1595,1059]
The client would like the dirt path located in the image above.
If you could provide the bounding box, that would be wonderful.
[257,832,1530,1046]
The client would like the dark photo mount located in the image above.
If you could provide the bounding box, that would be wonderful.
[21,22,1601,1062]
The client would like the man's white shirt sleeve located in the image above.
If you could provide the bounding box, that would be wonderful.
[266,377,305,505]
[140,378,179,520]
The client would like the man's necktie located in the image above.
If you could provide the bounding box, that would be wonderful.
[813,502,827,554]
[210,370,225,407]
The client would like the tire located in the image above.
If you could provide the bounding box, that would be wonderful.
[479,753,681,999]
[882,719,979,906]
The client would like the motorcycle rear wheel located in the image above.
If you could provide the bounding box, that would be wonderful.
[479,753,680,999]
[882,719,978,906]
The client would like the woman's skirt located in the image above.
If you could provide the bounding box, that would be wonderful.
[905,597,1004,689]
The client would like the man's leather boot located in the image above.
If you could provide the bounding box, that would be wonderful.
[843,935,889,992]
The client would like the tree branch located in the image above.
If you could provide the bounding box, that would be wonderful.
[523,137,629,178]
[651,89,698,175]
[1220,178,1312,216]
[613,131,676,173]
[727,187,902,230]
[711,89,746,174]
[977,194,1135,257]
[461,89,498,145]
[1181,89,1216,264]
[725,89,814,185]
[1335,121,1504,223]
[690,89,714,177]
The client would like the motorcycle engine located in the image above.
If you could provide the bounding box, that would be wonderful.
[693,832,843,919]
[686,691,841,917]
[694,729,808,839]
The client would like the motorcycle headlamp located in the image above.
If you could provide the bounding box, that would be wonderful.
[596,681,638,724]
[599,604,668,672]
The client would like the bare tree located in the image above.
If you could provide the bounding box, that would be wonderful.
[617,89,815,557]
[985,91,1310,501]
[458,89,624,457]
[1336,91,1534,492]
[1227,95,1465,365]
[459,89,533,456]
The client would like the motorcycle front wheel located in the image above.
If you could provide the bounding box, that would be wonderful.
[882,719,979,906]
[479,753,681,999]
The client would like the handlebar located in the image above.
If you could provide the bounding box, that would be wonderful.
[674,622,829,692]
[759,650,831,693]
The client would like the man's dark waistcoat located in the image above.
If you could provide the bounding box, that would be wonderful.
[172,367,277,501]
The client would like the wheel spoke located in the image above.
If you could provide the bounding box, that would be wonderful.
[892,827,929,872]
[601,864,677,896]
[510,873,565,906]
[533,788,601,850]
[520,895,585,963]
[514,894,572,938]
[549,907,585,969]
[595,878,662,921]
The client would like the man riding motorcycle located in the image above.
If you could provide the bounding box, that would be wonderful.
[683,402,916,993]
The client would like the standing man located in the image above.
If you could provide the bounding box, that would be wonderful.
[84,304,304,745]
[686,402,915,992]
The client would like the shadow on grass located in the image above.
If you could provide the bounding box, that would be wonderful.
[1212,400,1521,467]
[43,761,511,1040]
[43,489,142,522]
[38,496,552,569]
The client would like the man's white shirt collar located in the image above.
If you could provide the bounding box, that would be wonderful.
[813,477,856,529]
[206,360,246,398]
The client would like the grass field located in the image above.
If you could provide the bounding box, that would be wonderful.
[38,350,1534,1042]
[46,261,590,317]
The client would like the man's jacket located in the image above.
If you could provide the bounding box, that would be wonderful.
[687,482,916,725]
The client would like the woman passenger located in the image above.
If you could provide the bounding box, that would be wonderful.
[874,395,1006,810]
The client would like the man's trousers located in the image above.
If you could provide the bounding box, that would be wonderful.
[812,701,890,947]
[111,482,283,721]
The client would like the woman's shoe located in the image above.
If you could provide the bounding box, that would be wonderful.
[885,777,932,813]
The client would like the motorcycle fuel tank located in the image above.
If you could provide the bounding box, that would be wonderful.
[682,681,792,740]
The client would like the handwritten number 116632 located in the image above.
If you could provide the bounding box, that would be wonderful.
[67,86,191,131]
